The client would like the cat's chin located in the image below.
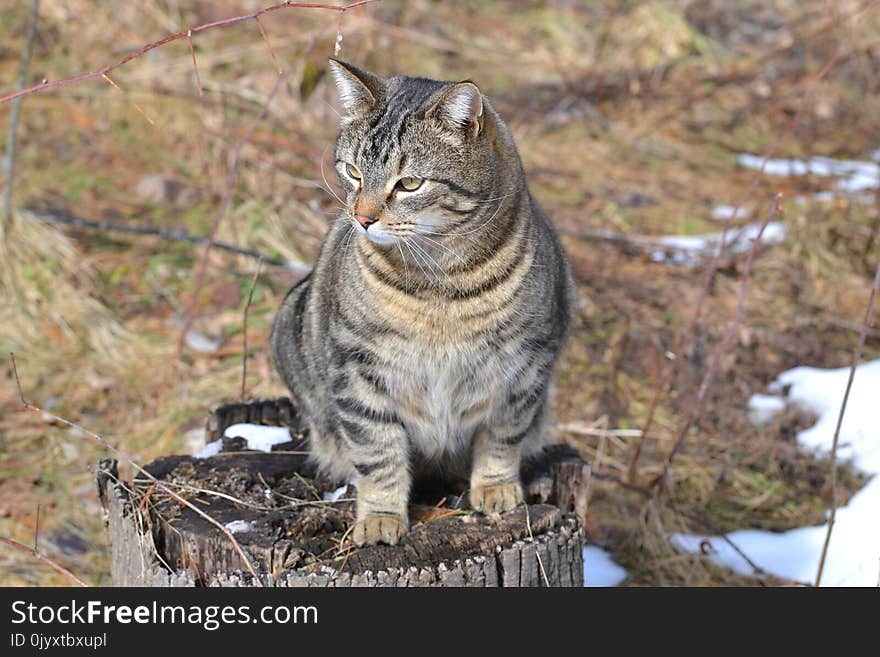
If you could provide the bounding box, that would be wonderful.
[360,229,398,246]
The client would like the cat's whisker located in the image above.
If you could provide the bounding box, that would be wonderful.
[319,146,345,206]
[406,237,447,285]
[402,239,431,283]
[471,190,518,206]
[411,191,517,240]
[410,242,445,284]
[395,241,410,293]
[411,233,467,269]
[437,194,510,237]
[401,238,430,277]
[340,225,356,258]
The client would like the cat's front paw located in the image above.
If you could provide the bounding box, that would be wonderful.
[470,482,523,514]
[352,513,408,546]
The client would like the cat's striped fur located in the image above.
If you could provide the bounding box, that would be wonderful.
[271,59,575,545]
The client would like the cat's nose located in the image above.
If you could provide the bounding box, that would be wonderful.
[355,213,378,229]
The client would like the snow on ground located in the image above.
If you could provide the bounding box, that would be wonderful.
[323,484,350,502]
[194,440,222,458]
[673,359,880,586]
[651,221,787,265]
[224,520,253,534]
[737,152,880,194]
[747,393,786,426]
[194,423,292,458]
[582,546,628,587]
[710,204,751,221]
[656,151,880,265]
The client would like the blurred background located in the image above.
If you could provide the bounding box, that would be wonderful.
[1,0,878,586]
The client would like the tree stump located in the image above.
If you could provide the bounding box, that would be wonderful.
[97,398,590,587]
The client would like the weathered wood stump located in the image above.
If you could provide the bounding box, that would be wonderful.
[98,398,590,587]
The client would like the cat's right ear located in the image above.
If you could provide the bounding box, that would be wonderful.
[327,58,383,117]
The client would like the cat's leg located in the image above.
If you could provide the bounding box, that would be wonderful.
[470,394,547,514]
[339,416,411,546]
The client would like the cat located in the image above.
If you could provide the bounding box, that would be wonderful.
[271,59,575,546]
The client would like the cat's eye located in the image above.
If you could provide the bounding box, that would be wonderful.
[396,176,423,192]
[345,163,362,181]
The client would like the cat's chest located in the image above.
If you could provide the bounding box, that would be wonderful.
[383,341,514,453]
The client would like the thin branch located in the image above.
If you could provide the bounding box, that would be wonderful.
[101,73,155,125]
[627,44,848,483]
[33,504,41,552]
[177,20,330,357]
[815,260,880,586]
[176,68,291,358]
[186,30,203,97]
[0,0,381,105]
[523,505,551,587]
[0,534,89,587]
[10,352,265,585]
[255,16,282,74]
[653,195,783,497]
[590,470,811,586]
[25,207,312,272]
[241,258,263,399]
[3,0,40,230]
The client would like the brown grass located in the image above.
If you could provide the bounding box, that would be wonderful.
[1,0,879,586]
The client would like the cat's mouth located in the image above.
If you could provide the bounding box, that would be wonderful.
[353,220,399,246]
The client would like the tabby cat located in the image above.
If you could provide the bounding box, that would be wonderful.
[271,59,575,546]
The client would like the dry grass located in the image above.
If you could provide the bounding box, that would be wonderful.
[1,0,879,586]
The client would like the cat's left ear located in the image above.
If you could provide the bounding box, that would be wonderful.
[327,58,384,117]
[427,82,484,141]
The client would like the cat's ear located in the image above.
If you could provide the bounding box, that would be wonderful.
[327,58,383,116]
[427,82,484,141]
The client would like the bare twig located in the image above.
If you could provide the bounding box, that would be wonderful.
[591,469,810,586]
[0,1,381,105]
[241,258,264,399]
[815,261,880,587]
[3,0,40,230]
[177,7,342,346]
[177,20,334,358]
[186,30,203,97]
[653,195,783,497]
[10,352,265,585]
[176,69,290,359]
[33,504,41,552]
[556,421,643,440]
[26,207,312,272]
[101,73,155,125]
[0,534,88,587]
[627,44,848,483]
[255,16,282,74]
[523,504,551,587]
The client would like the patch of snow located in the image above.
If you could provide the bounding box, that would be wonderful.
[674,359,880,586]
[194,423,293,458]
[323,484,350,502]
[737,153,879,194]
[651,221,787,265]
[582,546,628,587]
[184,330,222,353]
[224,423,292,451]
[224,520,253,534]
[710,205,751,221]
[747,393,786,426]
[194,440,222,459]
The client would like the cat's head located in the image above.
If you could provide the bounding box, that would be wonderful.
[327,59,511,248]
